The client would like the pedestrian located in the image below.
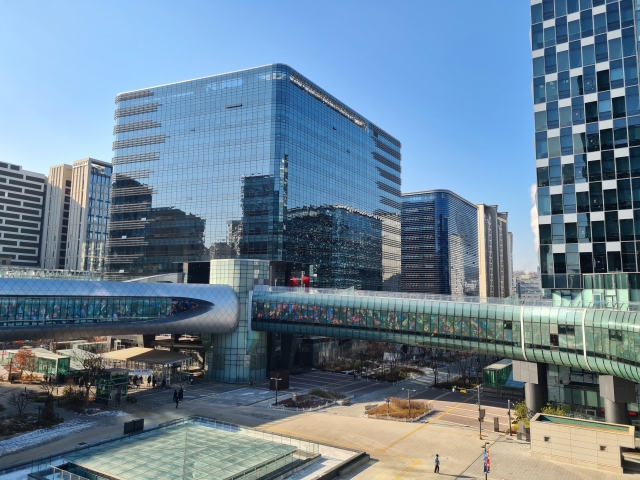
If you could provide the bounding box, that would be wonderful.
[434,454,440,474]
[162,379,166,389]
[178,387,184,401]
[137,378,141,389]
[173,389,179,408]
[189,375,194,386]
[152,376,156,388]
[147,375,151,387]
[249,376,253,388]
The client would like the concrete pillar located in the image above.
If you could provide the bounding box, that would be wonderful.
[599,375,635,425]
[524,380,548,414]
[604,398,628,425]
[512,360,548,415]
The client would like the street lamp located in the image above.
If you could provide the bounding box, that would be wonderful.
[270,377,280,406]
[385,397,391,419]
[507,399,513,436]
[481,442,490,479]
[476,384,485,439]
[402,388,416,419]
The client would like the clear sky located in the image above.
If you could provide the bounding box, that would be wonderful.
[0,1,536,270]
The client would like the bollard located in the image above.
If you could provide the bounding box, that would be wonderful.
[493,417,499,432]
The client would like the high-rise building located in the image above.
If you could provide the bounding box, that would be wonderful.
[0,162,46,267]
[41,164,73,269]
[107,64,401,290]
[42,159,111,272]
[67,159,112,272]
[517,275,544,300]
[531,0,639,302]
[401,190,479,296]
[477,204,513,298]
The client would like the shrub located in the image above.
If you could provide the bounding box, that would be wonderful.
[308,388,346,401]
[366,397,433,419]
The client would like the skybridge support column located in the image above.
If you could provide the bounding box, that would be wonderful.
[599,375,635,425]
[512,361,548,415]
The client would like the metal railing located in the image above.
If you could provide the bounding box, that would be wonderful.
[253,285,640,310]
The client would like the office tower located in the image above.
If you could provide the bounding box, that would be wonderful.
[531,0,638,302]
[41,164,73,269]
[509,231,516,293]
[401,190,479,296]
[477,204,513,298]
[66,159,112,272]
[0,162,46,266]
[517,275,544,300]
[41,159,111,272]
[108,64,401,290]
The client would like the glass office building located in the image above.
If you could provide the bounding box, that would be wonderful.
[531,0,640,302]
[401,190,479,296]
[108,64,401,291]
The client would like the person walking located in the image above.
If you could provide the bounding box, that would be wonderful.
[152,376,156,388]
[178,387,184,401]
[189,374,194,386]
[147,375,151,387]
[249,376,253,388]
[434,454,440,474]
[162,378,166,389]
[173,389,179,408]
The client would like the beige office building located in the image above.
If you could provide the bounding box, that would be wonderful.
[42,158,111,272]
[41,164,73,269]
[477,204,513,298]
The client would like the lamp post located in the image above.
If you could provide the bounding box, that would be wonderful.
[386,397,390,419]
[270,377,280,406]
[507,400,513,436]
[402,388,416,419]
[477,384,485,439]
[481,442,490,479]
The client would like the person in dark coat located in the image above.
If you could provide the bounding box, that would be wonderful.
[173,389,179,408]
[178,387,184,401]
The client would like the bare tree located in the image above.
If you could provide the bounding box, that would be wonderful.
[72,344,108,408]
[8,391,31,416]
[8,348,37,381]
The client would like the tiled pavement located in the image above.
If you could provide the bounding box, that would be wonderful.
[2,372,640,478]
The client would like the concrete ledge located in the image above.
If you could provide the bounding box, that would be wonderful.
[531,451,624,474]
[317,452,370,479]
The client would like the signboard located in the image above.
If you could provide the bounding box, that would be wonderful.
[128,369,152,377]
[483,450,490,473]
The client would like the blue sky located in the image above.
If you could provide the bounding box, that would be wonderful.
[0,1,536,270]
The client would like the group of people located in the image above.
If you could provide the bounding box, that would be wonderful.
[129,374,153,389]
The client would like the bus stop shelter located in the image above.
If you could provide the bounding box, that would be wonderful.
[103,347,192,383]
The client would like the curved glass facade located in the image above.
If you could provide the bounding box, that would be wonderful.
[251,287,640,383]
[401,190,479,295]
[0,296,200,326]
[109,64,401,290]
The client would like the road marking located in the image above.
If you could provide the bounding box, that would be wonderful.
[394,459,420,479]
[381,395,475,453]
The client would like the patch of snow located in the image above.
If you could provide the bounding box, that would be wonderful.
[0,419,99,455]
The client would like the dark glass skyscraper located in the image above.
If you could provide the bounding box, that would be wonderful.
[108,64,401,290]
[401,190,479,296]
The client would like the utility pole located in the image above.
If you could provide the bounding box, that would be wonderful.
[402,388,416,419]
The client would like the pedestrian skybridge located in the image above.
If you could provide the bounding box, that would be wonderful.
[251,286,640,383]
[2,280,640,384]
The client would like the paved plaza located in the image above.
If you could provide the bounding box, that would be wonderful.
[1,371,639,479]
